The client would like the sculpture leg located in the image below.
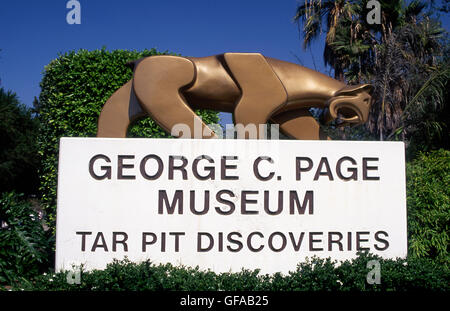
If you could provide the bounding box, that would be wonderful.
[224,53,287,139]
[133,55,217,139]
[270,109,330,140]
[97,80,145,138]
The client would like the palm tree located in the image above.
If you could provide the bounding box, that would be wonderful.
[294,0,361,81]
[369,13,446,141]
[295,0,448,147]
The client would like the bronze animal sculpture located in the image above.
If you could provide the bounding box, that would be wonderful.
[97,53,373,139]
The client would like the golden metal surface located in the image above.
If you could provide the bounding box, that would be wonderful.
[97,53,373,140]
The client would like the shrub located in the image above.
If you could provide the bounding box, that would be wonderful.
[406,149,449,265]
[13,253,449,291]
[0,192,53,285]
[36,48,219,230]
[0,88,40,195]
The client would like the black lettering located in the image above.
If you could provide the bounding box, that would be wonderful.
[363,157,380,180]
[241,190,259,215]
[336,157,357,181]
[296,157,313,181]
[140,154,163,180]
[158,190,183,214]
[374,231,389,251]
[253,156,274,181]
[314,157,334,180]
[227,232,243,252]
[161,232,166,252]
[309,232,323,251]
[218,232,223,252]
[289,232,305,251]
[193,155,215,180]
[170,232,185,252]
[190,190,209,215]
[169,155,188,180]
[268,232,287,252]
[247,232,264,252]
[221,156,239,180]
[91,232,108,252]
[215,190,236,215]
[264,191,283,215]
[89,155,111,180]
[290,191,314,214]
[328,232,343,251]
[112,232,128,252]
[356,231,370,251]
[117,155,135,180]
[347,232,352,251]
[198,232,214,252]
[142,232,157,252]
[76,231,92,252]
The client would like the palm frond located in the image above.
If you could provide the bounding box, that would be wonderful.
[405,65,449,114]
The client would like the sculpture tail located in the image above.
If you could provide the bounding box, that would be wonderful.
[97,80,145,137]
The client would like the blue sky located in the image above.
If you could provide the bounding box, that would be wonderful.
[0,0,448,125]
[0,0,328,125]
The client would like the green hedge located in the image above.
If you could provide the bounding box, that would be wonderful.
[406,149,449,265]
[12,253,449,291]
[37,48,219,229]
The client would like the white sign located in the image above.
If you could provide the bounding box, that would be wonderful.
[55,138,407,274]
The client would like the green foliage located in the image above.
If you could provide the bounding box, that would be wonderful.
[0,192,53,285]
[323,124,378,141]
[36,48,219,229]
[0,88,40,195]
[14,253,449,291]
[402,61,450,158]
[406,149,449,264]
[295,0,448,152]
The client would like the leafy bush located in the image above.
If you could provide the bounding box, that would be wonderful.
[406,149,449,264]
[36,48,219,230]
[0,88,40,195]
[13,253,449,291]
[0,192,53,285]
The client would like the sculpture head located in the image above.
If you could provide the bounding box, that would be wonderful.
[321,84,374,126]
